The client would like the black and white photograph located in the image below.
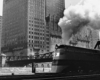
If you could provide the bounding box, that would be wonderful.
[0,0,100,80]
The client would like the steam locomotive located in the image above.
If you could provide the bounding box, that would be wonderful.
[51,41,100,74]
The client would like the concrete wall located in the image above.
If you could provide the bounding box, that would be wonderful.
[34,62,52,73]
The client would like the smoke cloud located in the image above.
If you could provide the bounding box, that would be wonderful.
[58,0,100,44]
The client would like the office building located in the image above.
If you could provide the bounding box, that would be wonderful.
[2,0,65,56]
[0,16,2,54]
[45,0,65,51]
[0,16,2,67]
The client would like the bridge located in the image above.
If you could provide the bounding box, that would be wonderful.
[2,52,53,67]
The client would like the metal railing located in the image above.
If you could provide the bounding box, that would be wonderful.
[1,52,53,62]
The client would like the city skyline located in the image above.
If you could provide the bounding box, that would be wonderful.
[2,0,64,56]
[0,0,81,16]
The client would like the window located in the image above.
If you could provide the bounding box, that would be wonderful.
[32,36,33,38]
[47,64,50,67]
[29,35,30,38]
[35,64,38,67]
[41,64,44,67]
[30,49,32,52]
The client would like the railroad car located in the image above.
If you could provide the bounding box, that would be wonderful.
[51,41,100,74]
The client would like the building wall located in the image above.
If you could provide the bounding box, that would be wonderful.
[0,16,2,53]
[45,0,65,52]
[2,0,28,56]
[2,0,65,57]
[69,26,99,49]
[35,62,52,73]
[27,0,46,55]
[27,0,64,54]
[0,16,2,67]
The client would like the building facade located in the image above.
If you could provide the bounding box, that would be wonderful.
[0,16,2,67]
[69,26,99,49]
[2,0,65,56]
[0,16,2,54]
[45,0,65,51]
[2,0,28,57]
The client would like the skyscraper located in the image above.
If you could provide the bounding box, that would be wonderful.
[45,0,65,51]
[0,16,2,54]
[2,0,65,56]
[0,16,2,67]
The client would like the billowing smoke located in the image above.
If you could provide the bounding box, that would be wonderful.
[58,0,100,44]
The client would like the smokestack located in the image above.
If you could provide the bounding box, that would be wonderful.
[58,0,100,44]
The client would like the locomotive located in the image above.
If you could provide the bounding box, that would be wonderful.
[51,41,100,74]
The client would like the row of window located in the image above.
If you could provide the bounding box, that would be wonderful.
[4,40,26,47]
[34,18,43,21]
[34,21,45,25]
[29,24,45,29]
[29,31,34,34]
[28,44,34,48]
[28,40,34,43]
[34,32,45,36]
[29,27,34,30]
[29,35,34,39]
[34,41,45,44]
[35,63,50,67]
[28,44,50,50]
[28,40,47,45]
[34,45,45,49]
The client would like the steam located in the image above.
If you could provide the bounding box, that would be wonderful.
[58,0,100,44]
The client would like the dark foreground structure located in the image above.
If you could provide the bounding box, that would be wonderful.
[51,41,100,74]
[1,41,100,80]
[1,73,100,80]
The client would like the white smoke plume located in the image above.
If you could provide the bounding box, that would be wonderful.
[58,0,100,44]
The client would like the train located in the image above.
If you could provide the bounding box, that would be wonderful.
[51,41,100,74]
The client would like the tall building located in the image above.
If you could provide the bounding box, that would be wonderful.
[45,0,65,51]
[0,16,2,53]
[2,0,65,56]
[0,16,2,67]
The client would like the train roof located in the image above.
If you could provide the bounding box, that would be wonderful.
[57,41,100,51]
[56,42,100,54]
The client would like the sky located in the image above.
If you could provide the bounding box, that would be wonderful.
[65,0,80,8]
[0,0,80,16]
[0,0,3,16]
